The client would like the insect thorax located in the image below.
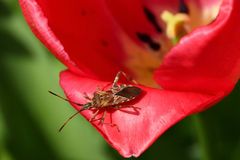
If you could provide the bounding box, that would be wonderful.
[92,90,115,108]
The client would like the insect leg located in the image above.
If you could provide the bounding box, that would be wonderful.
[89,110,107,124]
[112,71,121,88]
[124,105,141,110]
[83,92,91,101]
[113,105,121,109]
[98,111,120,132]
[121,71,138,84]
[100,110,107,124]
[112,71,138,89]
[89,109,100,122]
[101,122,120,132]
[115,105,141,110]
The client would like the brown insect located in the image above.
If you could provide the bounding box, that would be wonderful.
[49,71,142,132]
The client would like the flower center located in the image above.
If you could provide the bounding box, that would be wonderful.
[125,1,221,88]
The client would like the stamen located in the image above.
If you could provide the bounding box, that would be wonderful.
[161,11,190,44]
[125,2,221,88]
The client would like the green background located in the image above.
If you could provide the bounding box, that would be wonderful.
[0,1,240,160]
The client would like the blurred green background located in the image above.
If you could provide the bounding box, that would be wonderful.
[0,1,240,160]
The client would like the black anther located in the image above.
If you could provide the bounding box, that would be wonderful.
[143,7,163,33]
[179,0,189,14]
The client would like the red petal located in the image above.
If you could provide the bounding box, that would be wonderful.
[143,0,222,31]
[142,0,179,13]
[105,0,159,41]
[143,0,220,10]
[19,0,82,74]
[155,0,240,95]
[19,0,130,80]
[60,70,223,157]
[192,0,222,8]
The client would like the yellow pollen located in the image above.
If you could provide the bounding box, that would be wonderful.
[161,11,190,44]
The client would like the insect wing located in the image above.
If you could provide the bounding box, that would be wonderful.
[115,86,142,99]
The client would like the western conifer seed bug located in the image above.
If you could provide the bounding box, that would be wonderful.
[49,71,142,132]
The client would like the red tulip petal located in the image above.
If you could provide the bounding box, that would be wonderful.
[19,0,82,74]
[143,0,220,11]
[142,0,179,13]
[60,70,223,157]
[20,0,133,80]
[155,0,240,95]
[192,0,222,8]
[105,0,160,42]
[109,0,222,50]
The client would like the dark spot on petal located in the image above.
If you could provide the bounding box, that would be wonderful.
[149,42,161,51]
[143,7,162,33]
[179,0,189,14]
[80,9,87,16]
[101,40,109,47]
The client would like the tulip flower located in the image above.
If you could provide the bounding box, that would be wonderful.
[19,0,240,158]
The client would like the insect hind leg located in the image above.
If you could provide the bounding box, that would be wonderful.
[100,111,120,132]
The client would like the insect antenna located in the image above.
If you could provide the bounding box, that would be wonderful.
[48,91,84,106]
[58,108,85,132]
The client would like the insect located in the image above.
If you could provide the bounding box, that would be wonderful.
[49,71,142,132]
